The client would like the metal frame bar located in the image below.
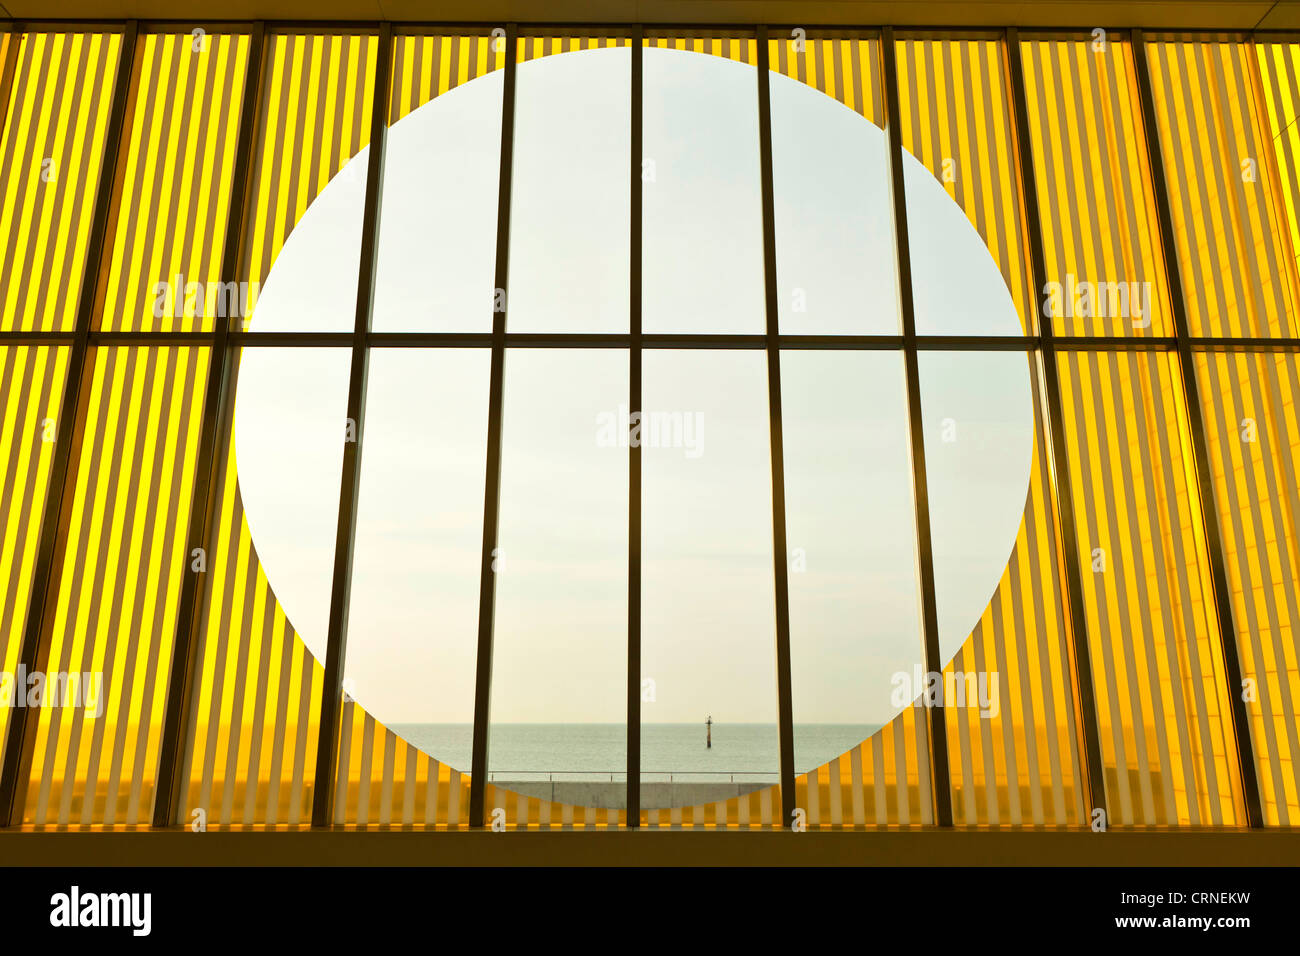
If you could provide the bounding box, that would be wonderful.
[1129,30,1266,828]
[10,329,1300,351]
[1003,27,1109,823]
[755,26,799,828]
[754,26,800,827]
[880,25,953,827]
[468,23,518,830]
[0,20,139,827]
[309,21,394,828]
[0,21,24,142]
[626,25,643,826]
[150,22,267,829]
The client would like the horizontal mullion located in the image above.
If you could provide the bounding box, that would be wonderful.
[6,330,1300,352]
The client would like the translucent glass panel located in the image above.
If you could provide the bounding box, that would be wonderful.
[643,35,764,334]
[770,35,898,334]
[1020,36,1174,337]
[895,37,1033,335]
[641,350,777,809]
[0,346,69,773]
[373,33,504,333]
[793,704,931,826]
[782,352,919,772]
[921,352,1085,825]
[1059,350,1244,826]
[1197,350,1300,825]
[239,33,378,333]
[345,349,488,752]
[1254,42,1300,321]
[0,31,123,332]
[506,36,630,334]
[180,347,350,826]
[1146,38,1298,338]
[99,31,250,332]
[24,346,209,826]
[489,350,628,808]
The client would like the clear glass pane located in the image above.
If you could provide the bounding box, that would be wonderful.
[373,33,504,333]
[640,349,777,808]
[782,351,919,774]
[346,349,490,758]
[643,42,764,334]
[770,35,899,334]
[506,41,630,333]
[489,348,629,806]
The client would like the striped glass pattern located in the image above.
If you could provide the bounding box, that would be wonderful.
[23,346,209,826]
[1145,37,1298,338]
[1059,350,1244,826]
[333,700,470,827]
[178,347,348,826]
[644,31,757,63]
[388,32,504,125]
[1196,350,1300,825]
[1255,41,1300,307]
[518,32,631,62]
[794,704,933,828]
[1020,36,1174,337]
[895,36,1033,334]
[768,31,882,122]
[98,32,249,333]
[0,31,122,332]
[237,31,378,332]
[0,346,69,774]
[924,352,1086,826]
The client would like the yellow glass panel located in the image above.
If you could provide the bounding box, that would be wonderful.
[768,31,882,124]
[1196,350,1300,825]
[98,31,250,333]
[0,32,122,332]
[1059,350,1244,826]
[923,352,1087,826]
[388,32,505,125]
[238,32,378,332]
[0,346,70,773]
[1253,42,1300,318]
[1020,36,1174,337]
[1146,38,1297,337]
[24,346,209,826]
[895,36,1033,334]
[180,347,348,827]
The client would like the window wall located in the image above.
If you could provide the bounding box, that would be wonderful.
[1,20,1298,833]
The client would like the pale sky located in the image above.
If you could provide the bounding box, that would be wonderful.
[233,46,1032,732]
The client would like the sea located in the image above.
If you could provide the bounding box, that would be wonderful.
[390,723,880,784]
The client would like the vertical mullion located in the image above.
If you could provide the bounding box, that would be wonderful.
[756,27,798,828]
[1130,30,1265,828]
[310,22,394,829]
[0,20,139,828]
[880,26,954,828]
[1003,27,1109,824]
[0,22,24,144]
[627,26,643,827]
[468,23,518,831]
[151,22,267,829]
